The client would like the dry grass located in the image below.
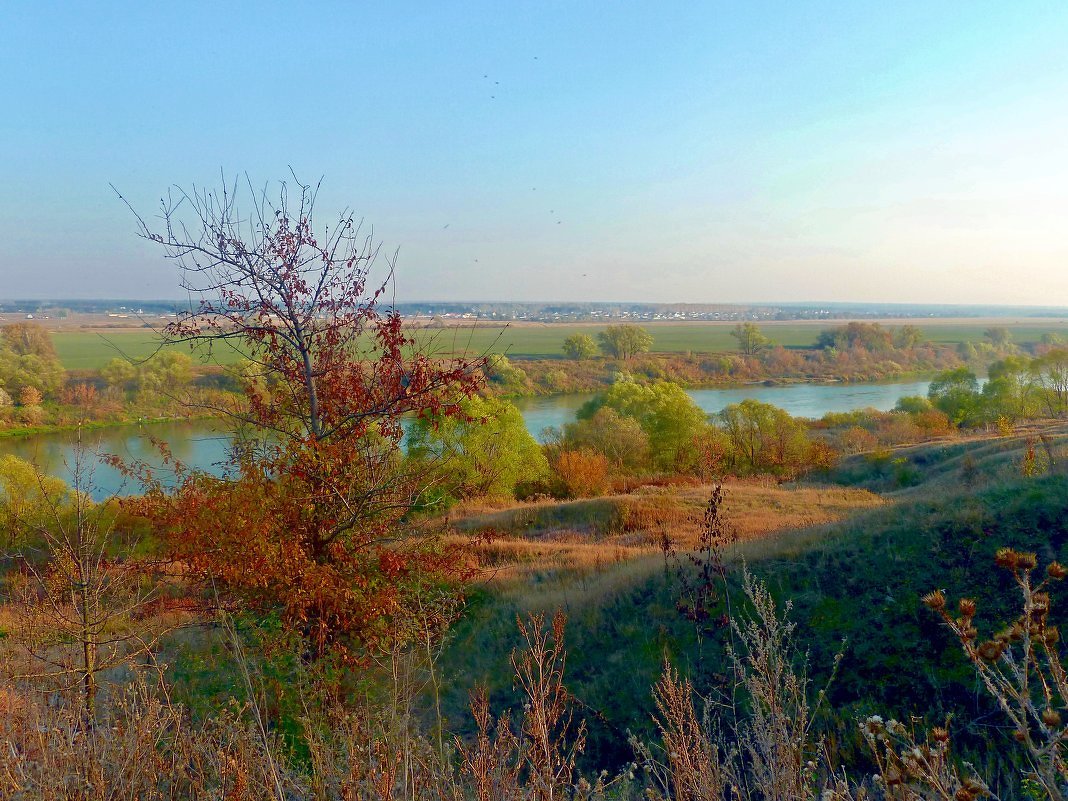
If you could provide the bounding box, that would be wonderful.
[445,481,884,598]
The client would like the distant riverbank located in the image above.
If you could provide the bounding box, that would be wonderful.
[2,378,937,499]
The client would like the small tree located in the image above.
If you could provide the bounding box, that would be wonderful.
[982,355,1041,423]
[136,351,194,393]
[894,324,924,349]
[730,322,771,356]
[717,399,818,478]
[5,448,169,724]
[0,347,66,400]
[561,333,598,361]
[121,174,485,659]
[597,324,653,360]
[816,322,893,352]
[2,322,58,359]
[984,326,1013,348]
[0,454,70,550]
[100,357,137,390]
[928,367,983,427]
[1032,348,1068,416]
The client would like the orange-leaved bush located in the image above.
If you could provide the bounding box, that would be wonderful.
[553,448,610,498]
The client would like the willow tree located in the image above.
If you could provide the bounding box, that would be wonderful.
[731,322,771,356]
[597,324,653,360]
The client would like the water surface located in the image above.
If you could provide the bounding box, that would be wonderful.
[1,379,934,499]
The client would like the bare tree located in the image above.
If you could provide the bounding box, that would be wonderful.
[5,437,174,724]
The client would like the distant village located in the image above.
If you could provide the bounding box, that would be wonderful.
[2,299,1067,325]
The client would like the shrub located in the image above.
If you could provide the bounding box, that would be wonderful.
[553,449,610,498]
[562,333,598,360]
[841,426,879,454]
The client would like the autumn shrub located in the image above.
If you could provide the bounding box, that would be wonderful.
[841,426,879,454]
[684,426,736,479]
[14,404,46,426]
[553,448,611,498]
[539,369,569,392]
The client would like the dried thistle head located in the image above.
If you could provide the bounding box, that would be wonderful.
[1048,562,1068,580]
[922,590,947,611]
[1017,552,1038,570]
[860,715,886,740]
[995,548,1019,570]
[930,726,950,743]
[958,598,977,618]
[1042,708,1062,728]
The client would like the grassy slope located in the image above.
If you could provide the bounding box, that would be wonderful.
[437,427,1068,769]
[448,483,883,589]
[52,320,1068,369]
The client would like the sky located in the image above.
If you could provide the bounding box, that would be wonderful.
[2,1,1068,305]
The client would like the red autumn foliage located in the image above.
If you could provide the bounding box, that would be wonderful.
[121,177,485,659]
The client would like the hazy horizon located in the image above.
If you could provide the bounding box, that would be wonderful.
[3,2,1068,305]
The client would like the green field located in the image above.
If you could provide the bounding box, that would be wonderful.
[52,330,248,370]
[52,319,1068,370]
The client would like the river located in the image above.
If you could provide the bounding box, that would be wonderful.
[1,379,933,499]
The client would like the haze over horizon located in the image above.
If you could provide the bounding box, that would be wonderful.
[3,2,1068,306]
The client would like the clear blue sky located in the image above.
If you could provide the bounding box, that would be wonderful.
[3,1,1068,305]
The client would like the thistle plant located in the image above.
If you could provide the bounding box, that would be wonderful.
[858,715,991,801]
[923,549,1068,800]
